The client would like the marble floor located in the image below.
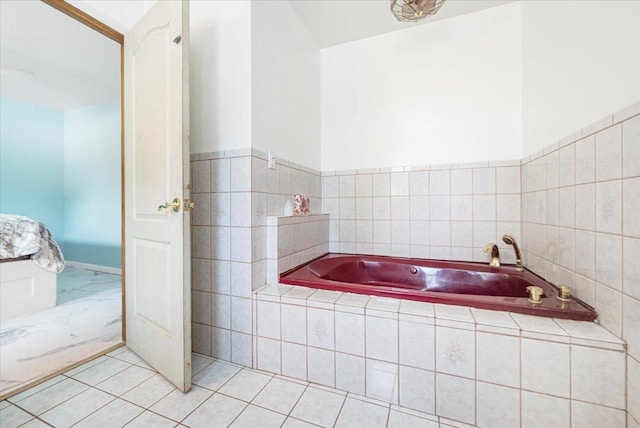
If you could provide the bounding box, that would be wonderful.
[0,267,122,398]
[0,347,461,428]
[55,266,121,306]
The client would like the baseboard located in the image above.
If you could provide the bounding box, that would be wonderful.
[65,261,122,275]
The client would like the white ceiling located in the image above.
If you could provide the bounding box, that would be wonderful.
[289,0,516,48]
[66,0,514,49]
[0,0,120,112]
[0,0,512,113]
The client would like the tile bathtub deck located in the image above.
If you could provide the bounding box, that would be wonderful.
[0,347,462,428]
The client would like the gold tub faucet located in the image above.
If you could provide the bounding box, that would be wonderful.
[502,235,524,271]
[483,243,500,267]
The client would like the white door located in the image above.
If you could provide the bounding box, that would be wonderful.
[124,0,191,392]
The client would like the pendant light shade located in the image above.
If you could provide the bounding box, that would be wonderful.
[391,0,446,22]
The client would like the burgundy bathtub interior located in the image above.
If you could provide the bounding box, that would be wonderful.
[280,253,597,321]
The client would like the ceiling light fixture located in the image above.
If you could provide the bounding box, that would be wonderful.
[391,0,446,22]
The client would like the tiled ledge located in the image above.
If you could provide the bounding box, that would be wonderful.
[255,283,625,352]
[267,213,330,226]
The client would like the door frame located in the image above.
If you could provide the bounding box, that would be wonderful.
[40,0,127,342]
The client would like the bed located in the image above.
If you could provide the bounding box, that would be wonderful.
[0,215,65,321]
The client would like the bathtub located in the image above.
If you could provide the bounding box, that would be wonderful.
[279,253,597,321]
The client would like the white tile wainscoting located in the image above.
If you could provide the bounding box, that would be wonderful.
[321,161,522,264]
[253,284,627,428]
[266,214,330,285]
[520,103,640,427]
[189,148,322,367]
[314,101,640,427]
[521,104,640,343]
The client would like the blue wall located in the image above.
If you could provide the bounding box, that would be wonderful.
[64,101,121,268]
[0,97,121,268]
[0,97,66,244]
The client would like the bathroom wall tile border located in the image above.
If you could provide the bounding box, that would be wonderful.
[324,160,521,177]
[190,148,322,178]
[613,101,640,124]
[521,100,640,164]
[190,147,250,161]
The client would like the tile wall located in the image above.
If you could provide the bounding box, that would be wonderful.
[189,102,639,427]
[254,284,627,428]
[319,102,639,426]
[266,214,330,284]
[321,163,522,265]
[189,148,321,366]
[520,103,640,426]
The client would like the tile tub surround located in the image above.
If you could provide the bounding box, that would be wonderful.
[266,214,330,285]
[188,102,640,425]
[520,103,640,426]
[322,161,522,264]
[253,283,627,427]
[190,148,321,365]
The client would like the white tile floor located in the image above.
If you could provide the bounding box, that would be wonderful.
[0,347,470,428]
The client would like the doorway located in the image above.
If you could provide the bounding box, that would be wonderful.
[0,0,124,399]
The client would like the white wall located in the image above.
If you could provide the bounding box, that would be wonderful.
[321,3,522,171]
[522,0,640,156]
[190,0,252,154]
[251,1,321,169]
[72,0,252,155]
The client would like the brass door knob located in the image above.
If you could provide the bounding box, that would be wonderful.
[557,285,572,302]
[526,286,544,304]
[158,198,181,212]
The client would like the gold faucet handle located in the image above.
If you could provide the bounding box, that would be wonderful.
[483,244,495,253]
[557,285,572,302]
[483,243,500,267]
[526,286,544,304]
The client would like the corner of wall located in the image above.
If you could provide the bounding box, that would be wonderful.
[249,0,321,171]
[190,0,252,155]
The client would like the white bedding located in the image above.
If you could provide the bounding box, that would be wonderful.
[0,214,65,273]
